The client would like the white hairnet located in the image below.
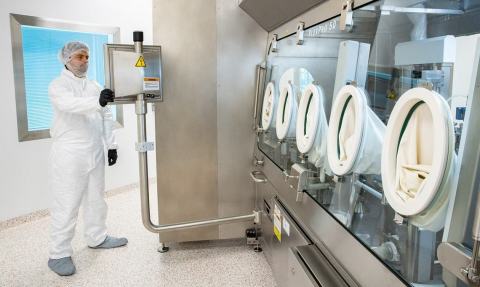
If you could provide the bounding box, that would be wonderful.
[58,41,89,65]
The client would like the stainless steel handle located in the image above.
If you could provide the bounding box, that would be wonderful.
[252,63,265,130]
[250,170,267,183]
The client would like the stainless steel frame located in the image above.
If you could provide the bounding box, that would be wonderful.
[103,43,163,104]
[9,13,122,142]
[136,86,260,233]
[130,34,261,241]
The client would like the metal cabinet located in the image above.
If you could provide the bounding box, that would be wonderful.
[270,197,311,287]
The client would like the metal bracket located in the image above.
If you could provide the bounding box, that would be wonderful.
[438,242,477,285]
[135,141,155,152]
[296,190,304,202]
[333,175,345,183]
[253,155,264,167]
[285,164,328,202]
[253,210,261,224]
[296,22,305,45]
[340,0,354,32]
[393,213,407,225]
[255,126,264,134]
[418,81,434,91]
[270,34,278,53]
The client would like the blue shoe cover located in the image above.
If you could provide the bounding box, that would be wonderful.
[48,257,76,276]
[90,235,128,249]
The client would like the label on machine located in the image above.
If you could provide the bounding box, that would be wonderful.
[143,77,160,91]
[135,55,146,67]
[282,217,290,236]
[273,204,282,242]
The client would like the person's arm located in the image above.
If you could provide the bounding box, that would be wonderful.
[103,105,119,166]
[49,80,101,114]
[102,105,118,150]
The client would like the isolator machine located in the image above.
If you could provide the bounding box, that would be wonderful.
[106,1,480,286]
[245,0,480,286]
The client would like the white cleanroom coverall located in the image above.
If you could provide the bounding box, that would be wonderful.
[48,68,117,259]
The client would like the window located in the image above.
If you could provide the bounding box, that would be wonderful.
[10,14,122,141]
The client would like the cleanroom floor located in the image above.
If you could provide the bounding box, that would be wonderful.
[0,184,276,287]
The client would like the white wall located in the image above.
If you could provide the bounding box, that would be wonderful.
[0,0,155,221]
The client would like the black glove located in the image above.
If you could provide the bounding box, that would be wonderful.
[108,149,118,166]
[99,89,115,107]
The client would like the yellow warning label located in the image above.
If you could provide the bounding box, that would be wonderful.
[273,204,282,242]
[135,56,146,67]
[274,225,281,242]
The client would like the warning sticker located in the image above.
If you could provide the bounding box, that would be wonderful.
[143,77,160,91]
[273,204,282,242]
[135,55,146,67]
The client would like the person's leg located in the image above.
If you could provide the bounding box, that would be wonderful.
[49,147,88,275]
[83,155,128,249]
[82,158,108,247]
[49,151,88,259]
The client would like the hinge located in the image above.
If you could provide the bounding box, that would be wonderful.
[340,0,354,32]
[296,22,305,45]
[271,34,278,53]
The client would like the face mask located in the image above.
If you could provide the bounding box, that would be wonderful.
[66,61,88,78]
[66,50,89,78]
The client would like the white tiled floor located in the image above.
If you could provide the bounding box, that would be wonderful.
[0,187,276,287]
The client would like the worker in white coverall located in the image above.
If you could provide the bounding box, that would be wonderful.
[47,41,128,276]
